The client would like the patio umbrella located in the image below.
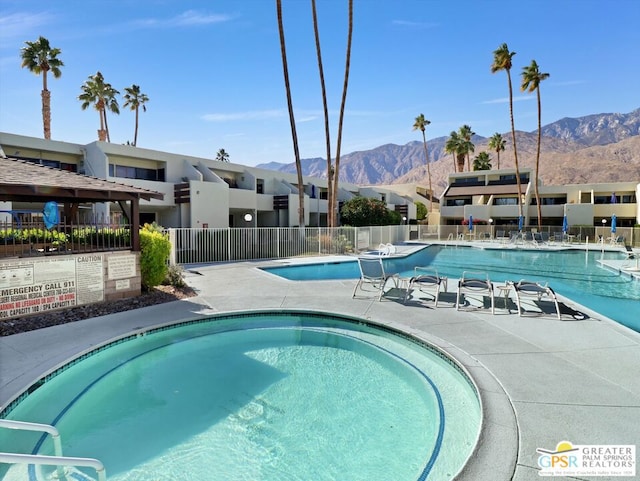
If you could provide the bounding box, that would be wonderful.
[518,215,524,232]
[611,214,617,234]
[468,215,474,231]
[562,215,568,234]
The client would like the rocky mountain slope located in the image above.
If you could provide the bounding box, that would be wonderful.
[258,108,640,195]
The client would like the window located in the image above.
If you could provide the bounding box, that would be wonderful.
[494,197,518,205]
[109,163,163,181]
[531,196,567,205]
[446,197,471,207]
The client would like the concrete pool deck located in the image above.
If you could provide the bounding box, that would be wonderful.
[1,255,639,480]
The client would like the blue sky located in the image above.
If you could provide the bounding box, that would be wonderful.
[1,0,639,166]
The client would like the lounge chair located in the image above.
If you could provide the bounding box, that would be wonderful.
[456,271,494,314]
[352,257,398,300]
[610,235,624,247]
[377,243,397,256]
[532,232,547,247]
[513,280,561,320]
[623,245,636,259]
[404,267,447,305]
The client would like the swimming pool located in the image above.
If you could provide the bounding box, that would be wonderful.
[263,245,640,332]
[0,312,481,481]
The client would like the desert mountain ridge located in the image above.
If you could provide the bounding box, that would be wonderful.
[257,108,640,195]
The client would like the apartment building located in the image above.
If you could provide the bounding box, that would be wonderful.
[440,168,640,227]
[0,132,417,228]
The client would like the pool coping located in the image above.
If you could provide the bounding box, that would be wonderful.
[2,256,639,481]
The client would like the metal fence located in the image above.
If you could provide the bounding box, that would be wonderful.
[168,224,639,265]
[168,225,409,265]
[0,212,133,258]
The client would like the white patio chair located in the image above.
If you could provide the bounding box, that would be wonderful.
[404,267,447,305]
[352,257,398,300]
[513,280,561,320]
[456,271,494,314]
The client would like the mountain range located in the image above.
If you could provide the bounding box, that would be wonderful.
[256,108,640,195]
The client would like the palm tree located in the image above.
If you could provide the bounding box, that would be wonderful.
[459,124,475,171]
[445,131,466,173]
[473,151,492,171]
[276,0,304,228]
[412,114,433,214]
[458,124,475,171]
[491,43,523,220]
[488,132,506,169]
[215,148,230,162]
[78,72,120,142]
[331,0,353,228]
[311,0,333,227]
[521,60,550,229]
[20,36,64,140]
[123,84,148,146]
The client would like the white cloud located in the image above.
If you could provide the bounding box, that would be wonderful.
[202,110,284,122]
[392,20,438,28]
[131,10,233,29]
[0,12,55,43]
[482,96,532,105]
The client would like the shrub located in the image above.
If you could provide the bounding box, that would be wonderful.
[164,264,186,288]
[140,224,171,289]
[339,197,401,227]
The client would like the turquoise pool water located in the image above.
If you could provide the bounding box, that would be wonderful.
[0,312,481,481]
[263,245,640,332]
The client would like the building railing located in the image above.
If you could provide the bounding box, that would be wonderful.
[168,224,639,265]
[0,212,133,258]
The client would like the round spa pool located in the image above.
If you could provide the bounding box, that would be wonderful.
[0,312,481,481]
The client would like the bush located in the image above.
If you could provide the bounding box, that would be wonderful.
[339,197,401,227]
[164,264,186,288]
[140,224,171,289]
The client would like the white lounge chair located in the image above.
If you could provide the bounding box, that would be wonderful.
[352,257,398,300]
[456,271,494,314]
[610,235,624,247]
[513,280,561,320]
[404,267,447,305]
[624,245,636,259]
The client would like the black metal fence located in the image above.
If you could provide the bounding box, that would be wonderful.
[0,212,132,258]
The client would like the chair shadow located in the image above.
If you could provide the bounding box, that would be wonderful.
[534,300,590,321]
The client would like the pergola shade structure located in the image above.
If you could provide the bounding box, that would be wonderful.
[0,158,163,251]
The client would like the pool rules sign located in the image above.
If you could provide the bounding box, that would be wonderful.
[0,255,104,319]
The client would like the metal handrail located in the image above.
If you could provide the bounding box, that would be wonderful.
[0,452,106,481]
[0,419,106,480]
[0,419,62,457]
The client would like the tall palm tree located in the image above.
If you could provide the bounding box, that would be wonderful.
[78,72,120,142]
[521,60,550,229]
[276,0,305,228]
[311,0,333,227]
[215,148,230,162]
[488,132,506,169]
[123,84,149,146]
[412,114,433,214]
[331,0,353,228]
[491,43,523,220]
[445,131,466,173]
[458,124,475,171]
[20,36,64,140]
[473,151,492,171]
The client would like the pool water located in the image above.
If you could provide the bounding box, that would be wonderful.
[263,245,640,332]
[0,313,481,481]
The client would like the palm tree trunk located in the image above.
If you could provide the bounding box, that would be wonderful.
[507,69,523,220]
[421,130,432,214]
[98,106,107,142]
[497,151,500,170]
[332,0,353,228]
[311,0,333,227]
[134,107,139,146]
[535,88,542,228]
[276,0,305,228]
[41,89,51,140]
[457,154,465,173]
[104,108,111,143]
